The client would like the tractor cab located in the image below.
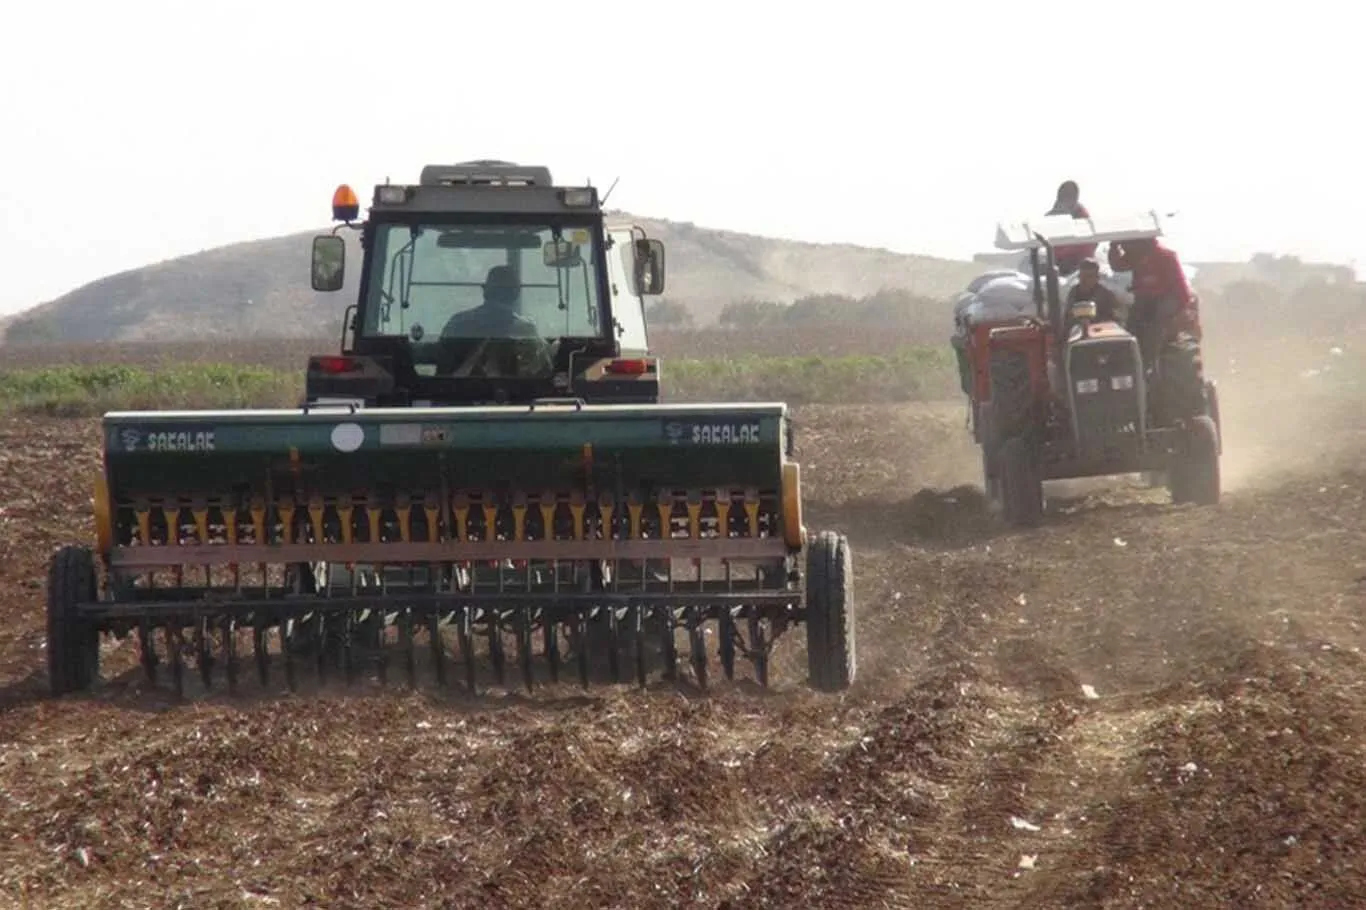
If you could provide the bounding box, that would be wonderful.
[306,161,667,407]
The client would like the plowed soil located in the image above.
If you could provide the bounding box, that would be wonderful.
[3,353,1366,908]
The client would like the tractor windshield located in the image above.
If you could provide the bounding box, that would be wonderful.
[359,220,608,375]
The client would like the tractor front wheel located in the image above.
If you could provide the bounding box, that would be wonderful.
[999,435,1044,527]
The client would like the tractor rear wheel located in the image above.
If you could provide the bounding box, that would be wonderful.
[805,530,855,693]
[47,545,100,696]
[999,435,1044,527]
[1169,415,1220,505]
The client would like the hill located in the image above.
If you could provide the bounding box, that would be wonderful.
[0,213,983,345]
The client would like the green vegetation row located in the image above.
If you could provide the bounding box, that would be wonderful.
[0,349,960,417]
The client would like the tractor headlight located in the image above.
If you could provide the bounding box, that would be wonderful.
[1111,374,1135,390]
[561,187,596,207]
[1076,378,1100,394]
[375,185,411,205]
[1069,301,1097,321]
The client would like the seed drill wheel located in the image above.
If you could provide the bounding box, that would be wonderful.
[1168,415,1221,506]
[46,545,100,695]
[805,530,855,692]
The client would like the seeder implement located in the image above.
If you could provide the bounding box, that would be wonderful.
[47,401,856,697]
[46,159,857,699]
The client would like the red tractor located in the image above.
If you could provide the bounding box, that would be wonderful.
[960,212,1222,526]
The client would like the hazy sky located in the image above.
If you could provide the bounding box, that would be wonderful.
[0,0,1358,315]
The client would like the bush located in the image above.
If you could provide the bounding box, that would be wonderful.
[0,347,959,416]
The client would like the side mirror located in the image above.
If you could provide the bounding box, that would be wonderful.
[633,238,665,295]
[311,235,346,292]
[542,238,584,268]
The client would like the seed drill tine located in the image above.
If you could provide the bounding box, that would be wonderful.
[749,616,769,688]
[688,606,708,691]
[576,609,590,688]
[315,613,328,684]
[401,607,416,689]
[342,610,355,686]
[519,608,534,693]
[428,612,446,688]
[633,604,647,689]
[660,605,678,682]
[520,562,534,692]
[253,614,268,687]
[284,620,297,692]
[194,614,212,690]
[545,564,561,684]
[721,561,736,680]
[459,608,476,694]
[168,625,184,699]
[222,617,238,696]
[139,615,157,684]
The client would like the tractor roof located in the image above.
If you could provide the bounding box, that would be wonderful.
[364,160,600,218]
[994,210,1165,251]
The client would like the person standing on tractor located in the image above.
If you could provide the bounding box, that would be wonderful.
[1047,180,1098,277]
[1107,236,1205,421]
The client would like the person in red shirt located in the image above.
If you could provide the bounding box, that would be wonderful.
[1106,237,1200,342]
[1047,180,1098,276]
[1108,236,1206,422]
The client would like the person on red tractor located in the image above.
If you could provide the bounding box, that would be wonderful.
[1106,236,1200,341]
[1047,180,1098,277]
[1107,236,1206,421]
[1065,257,1122,323]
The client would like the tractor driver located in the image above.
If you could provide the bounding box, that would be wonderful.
[437,265,552,377]
[1047,179,1098,277]
[440,265,540,339]
[1065,258,1122,323]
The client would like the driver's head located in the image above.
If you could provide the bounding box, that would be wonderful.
[1077,257,1100,288]
[482,265,519,308]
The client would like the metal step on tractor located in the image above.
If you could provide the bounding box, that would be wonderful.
[961,211,1222,526]
[46,160,857,698]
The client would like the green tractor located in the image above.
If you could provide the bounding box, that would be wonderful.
[46,160,856,698]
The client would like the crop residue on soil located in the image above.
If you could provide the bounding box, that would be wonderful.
[3,380,1366,907]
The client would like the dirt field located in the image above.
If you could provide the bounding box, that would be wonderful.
[3,347,1366,908]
